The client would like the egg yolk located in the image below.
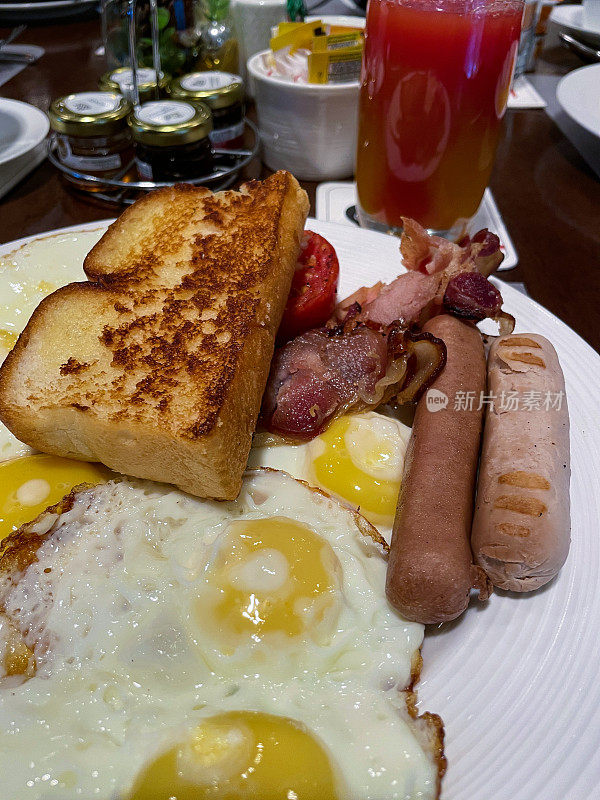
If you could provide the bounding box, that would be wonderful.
[198,517,341,649]
[0,454,111,543]
[310,415,404,527]
[127,711,341,800]
[0,330,17,350]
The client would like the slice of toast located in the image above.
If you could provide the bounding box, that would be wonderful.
[0,171,309,499]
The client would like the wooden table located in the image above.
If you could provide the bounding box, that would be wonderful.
[1,16,599,351]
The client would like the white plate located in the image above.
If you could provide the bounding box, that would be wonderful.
[549,3,600,48]
[557,63,600,138]
[0,0,96,21]
[0,98,49,167]
[1,219,599,800]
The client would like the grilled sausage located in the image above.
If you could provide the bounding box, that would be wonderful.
[471,334,570,591]
[386,315,490,624]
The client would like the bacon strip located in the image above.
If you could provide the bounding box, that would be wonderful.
[334,218,504,328]
[261,322,446,440]
[401,218,503,277]
[337,271,442,328]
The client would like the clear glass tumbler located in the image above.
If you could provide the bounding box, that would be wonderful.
[101,0,193,74]
[355,0,524,238]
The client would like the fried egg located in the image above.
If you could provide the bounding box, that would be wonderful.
[0,228,112,542]
[248,411,411,541]
[0,454,111,543]
[0,226,106,460]
[127,711,342,800]
[0,470,439,799]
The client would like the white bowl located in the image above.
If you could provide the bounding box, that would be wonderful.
[306,14,366,28]
[247,49,360,182]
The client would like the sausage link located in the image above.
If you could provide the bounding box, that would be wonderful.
[386,315,489,624]
[471,334,570,591]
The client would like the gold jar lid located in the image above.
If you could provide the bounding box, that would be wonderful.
[128,100,213,146]
[99,67,170,102]
[168,71,244,110]
[49,92,132,136]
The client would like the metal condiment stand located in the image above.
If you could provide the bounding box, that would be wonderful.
[48,0,258,205]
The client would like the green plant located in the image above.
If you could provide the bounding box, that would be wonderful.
[204,0,231,22]
[138,4,186,75]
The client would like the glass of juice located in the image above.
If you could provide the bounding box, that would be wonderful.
[356,0,523,238]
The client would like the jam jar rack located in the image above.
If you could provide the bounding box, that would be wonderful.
[47,122,259,205]
[48,0,259,205]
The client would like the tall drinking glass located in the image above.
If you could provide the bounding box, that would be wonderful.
[356,0,523,238]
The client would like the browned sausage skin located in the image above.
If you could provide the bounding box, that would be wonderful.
[471,334,570,591]
[386,315,491,624]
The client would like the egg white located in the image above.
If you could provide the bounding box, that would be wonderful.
[0,471,437,800]
[249,411,412,542]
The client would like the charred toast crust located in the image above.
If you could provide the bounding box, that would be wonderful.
[84,173,293,436]
[0,172,309,498]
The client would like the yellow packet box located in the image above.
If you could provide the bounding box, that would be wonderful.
[270,21,321,52]
[308,46,363,84]
[312,31,363,52]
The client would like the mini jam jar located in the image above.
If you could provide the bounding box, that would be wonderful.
[128,100,213,181]
[167,71,245,150]
[49,92,134,187]
[99,67,170,104]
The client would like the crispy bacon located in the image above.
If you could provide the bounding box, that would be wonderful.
[400,218,467,275]
[391,329,448,406]
[334,218,504,328]
[261,322,446,440]
[337,271,442,327]
[467,229,504,277]
[401,218,503,277]
[443,272,503,321]
[260,219,507,440]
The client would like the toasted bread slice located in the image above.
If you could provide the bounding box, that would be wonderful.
[0,172,309,499]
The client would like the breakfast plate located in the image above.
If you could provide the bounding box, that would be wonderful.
[556,63,600,138]
[1,218,599,800]
[0,98,49,168]
[549,3,600,48]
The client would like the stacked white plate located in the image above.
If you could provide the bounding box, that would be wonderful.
[0,98,49,201]
[557,63,600,139]
[0,0,97,23]
[549,3,600,49]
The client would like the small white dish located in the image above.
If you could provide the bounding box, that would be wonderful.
[549,3,600,48]
[306,14,366,27]
[0,98,49,167]
[247,50,360,181]
[556,63,600,138]
[247,17,365,179]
